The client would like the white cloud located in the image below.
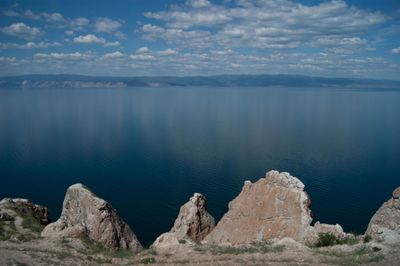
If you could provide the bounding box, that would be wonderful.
[95,17,121,32]
[158,48,177,55]
[2,8,90,31]
[142,0,387,49]
[392,47,400,54]
[186,0,211,8]
[103,41,120,47]
[73,34,119,47]
[0,56,16,63]
[0,41,61,49]
[136,46,150,54]
[70,17,90,30]
[0,22,42,40]
[130,54,155,60]
[42,12,66,22]
[34,52,94,60]
[74,34,106,44]
[103,51,124,58]
[94,17,125,37]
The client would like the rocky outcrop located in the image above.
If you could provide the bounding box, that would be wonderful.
[0,198,50,225]
[204,170,314,245]
[41,184,142,252]
[170,193,215,241]
[152,193,215,251]
[365,186,400,243]
[0,198,50,241]
[304,221,352,244]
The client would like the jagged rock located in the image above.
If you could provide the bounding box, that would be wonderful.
[0,198,49,225]
[0,198,50,241]
[151,232,196,254]
[304,221,352,244]
[365,186,400,243]
[171,193,215,241]
[204,170,313,245]
[313,222,347,238]
[152,193,215,252]
[41,184,142,252]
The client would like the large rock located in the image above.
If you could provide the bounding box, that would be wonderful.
[0,198,50,241]
[170,193,215,241]
[0,198,50,225]
[42,184,142,252]
[204,170,313,245]
[152,193,215,251]
[365,186,400,243]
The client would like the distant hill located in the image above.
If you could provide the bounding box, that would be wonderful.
[1,74,399,89]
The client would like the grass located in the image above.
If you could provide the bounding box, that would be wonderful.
[317,245,384,266]
[0,220,17,241]
[192,241,285,256]
[363,235,372,243]
[14,208,45,233]
[195,244,258,255]
[140,257,156,264]
[79,234,135,259]
[315,233,358,247]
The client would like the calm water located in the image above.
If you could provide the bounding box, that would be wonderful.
[1,86,399,246]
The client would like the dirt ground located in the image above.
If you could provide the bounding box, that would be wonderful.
[1,236,399,266]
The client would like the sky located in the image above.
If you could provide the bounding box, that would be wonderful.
[0,0,399,79]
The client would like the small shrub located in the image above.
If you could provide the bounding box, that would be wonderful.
[212,245,258,255]
[364,235,372,243]
[112,249,134,258]
[140,257,156,264]
[316,233,337,247]
[178,239,187,244]
[315,233,358,247]
[336,235,358,245]
[372,246,382,252]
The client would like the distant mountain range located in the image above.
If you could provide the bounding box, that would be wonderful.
[1,74,399,89]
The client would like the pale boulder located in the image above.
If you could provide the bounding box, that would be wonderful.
[204,170,313,245]
[42,183,142,252]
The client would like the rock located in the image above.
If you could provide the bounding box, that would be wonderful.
[365,186,400,243]
[0,211,14,222]
[0,198,50,241]
[393,187,400,199]
[151,232,196,254]
[304,221,352,245]
[0,198,49,225]
[170,193,215,241]
[152,193,215,251]
[41,183,142,252]
[313,222,347,238]
[204,170,313,245]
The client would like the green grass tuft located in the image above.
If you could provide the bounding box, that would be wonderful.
[140,257,156,264]
[315,233,359,247]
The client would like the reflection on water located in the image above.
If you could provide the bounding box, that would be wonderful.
[1,86,400,246]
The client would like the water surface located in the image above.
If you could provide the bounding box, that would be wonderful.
[1,86,399,246]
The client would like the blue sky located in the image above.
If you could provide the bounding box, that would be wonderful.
[0,0,399,78]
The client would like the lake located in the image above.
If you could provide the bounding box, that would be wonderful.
[1,86,399,246]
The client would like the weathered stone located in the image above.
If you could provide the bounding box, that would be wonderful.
[366,186,400,243]
[170,193,215,241]
[304,221,352,245]
[0,198,49,225]
[152,193,215,251]
[204,170,313,245]
[41,184,142,252]
[393,187,400,199]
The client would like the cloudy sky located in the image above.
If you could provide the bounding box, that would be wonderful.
[0,0,399,79]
